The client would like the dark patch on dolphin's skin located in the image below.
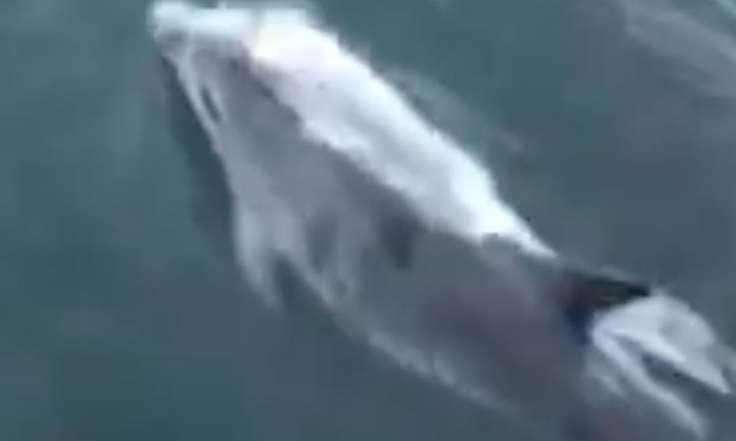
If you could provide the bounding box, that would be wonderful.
[161,59,235,260]
[305,214,338,272]
[376,212,421,269]
[199,86,222,124]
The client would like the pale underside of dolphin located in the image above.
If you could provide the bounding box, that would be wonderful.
[148,3,736,440]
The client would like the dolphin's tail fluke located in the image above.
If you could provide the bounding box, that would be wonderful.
[480,237,734,438]
[590,293,736,438]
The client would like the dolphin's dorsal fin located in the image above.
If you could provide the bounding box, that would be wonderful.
[557,269,652,339]
[479,235,652,337]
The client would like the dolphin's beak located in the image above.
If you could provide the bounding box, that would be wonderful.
[148,1,256,55]
[148,2,198,55]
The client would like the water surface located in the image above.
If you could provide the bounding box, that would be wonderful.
[1,0,735,439]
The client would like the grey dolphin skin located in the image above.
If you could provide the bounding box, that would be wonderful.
[148,3,736,441]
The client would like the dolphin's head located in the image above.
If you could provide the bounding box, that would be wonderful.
[150,2,256,61]
[149,1,329,67]
[150,2,261,136]
[148,2,345,137]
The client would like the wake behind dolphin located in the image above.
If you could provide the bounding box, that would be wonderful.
[149,2,736,439]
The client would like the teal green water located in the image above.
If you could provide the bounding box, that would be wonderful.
[1,0,735,440]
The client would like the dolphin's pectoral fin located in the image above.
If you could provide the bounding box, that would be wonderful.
[232,206,285,310]
[557,269,652,339]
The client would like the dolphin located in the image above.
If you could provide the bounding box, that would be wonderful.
[148,3,736,440]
